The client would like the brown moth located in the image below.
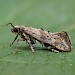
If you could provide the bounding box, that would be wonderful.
[7,23,71,52]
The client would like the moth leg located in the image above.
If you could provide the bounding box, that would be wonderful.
[47,46,59,53]
[51,49,59,53]
[26,39,34,52]
[22,33,34,52]
[10,34,18,46]
[16,39,23,48]
[13,38,23,55]
[29,35,36,44]
[47,46,52,49]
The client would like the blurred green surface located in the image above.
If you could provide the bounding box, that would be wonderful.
[0,0,75,75]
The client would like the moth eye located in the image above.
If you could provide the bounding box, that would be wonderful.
[11,28,18,33]
[14,28,18,32]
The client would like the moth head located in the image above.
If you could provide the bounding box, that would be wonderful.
[7,23,20,34]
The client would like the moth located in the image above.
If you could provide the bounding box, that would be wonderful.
[7,23,71,52]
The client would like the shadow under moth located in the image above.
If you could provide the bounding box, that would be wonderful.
[7,23,71,53]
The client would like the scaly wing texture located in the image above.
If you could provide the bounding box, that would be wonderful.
[0,0,75,75]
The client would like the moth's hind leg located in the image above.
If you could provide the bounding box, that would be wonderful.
[44,43,58,52]
[47,46,59,53]
[51,48,59,53]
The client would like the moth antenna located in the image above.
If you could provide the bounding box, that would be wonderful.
[6,23,15,28]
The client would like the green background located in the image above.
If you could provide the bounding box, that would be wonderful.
[0,0,75,75]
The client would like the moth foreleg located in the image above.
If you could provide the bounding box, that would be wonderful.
[13,38,23,55]
[16,38,23,48]
[10,34,18,46]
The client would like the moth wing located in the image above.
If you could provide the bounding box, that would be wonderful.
[23,27,71,51]
[53,31,71,51]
